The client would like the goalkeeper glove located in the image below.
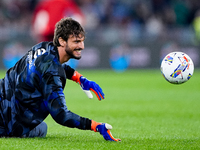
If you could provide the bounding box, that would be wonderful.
[71,71,105,100]
[91,120,121,142]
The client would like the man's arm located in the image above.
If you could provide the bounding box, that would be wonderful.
[62,64,104,100]
[61,64,120,141]
[41,69,91,130]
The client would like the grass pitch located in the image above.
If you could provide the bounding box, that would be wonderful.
[0,69,200,150]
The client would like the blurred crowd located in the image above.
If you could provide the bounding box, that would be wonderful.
[1,0,200,70]
[1,0,200,42]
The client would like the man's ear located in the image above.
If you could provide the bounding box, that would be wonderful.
[58,37,66,47]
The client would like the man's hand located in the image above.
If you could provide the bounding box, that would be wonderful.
[96,123,121,142]
[91,120,121,142]
[79,76,104,100]
[70,71,104,100]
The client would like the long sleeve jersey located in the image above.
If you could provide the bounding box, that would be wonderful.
[0,42,91,137]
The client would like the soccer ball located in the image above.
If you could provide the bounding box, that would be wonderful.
[160,52,194,84]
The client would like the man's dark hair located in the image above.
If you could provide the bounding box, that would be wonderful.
[53,17,85,46]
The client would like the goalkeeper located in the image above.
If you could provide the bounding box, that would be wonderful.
[0,17,120,141]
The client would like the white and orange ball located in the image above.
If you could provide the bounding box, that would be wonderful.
[160,52,194,84]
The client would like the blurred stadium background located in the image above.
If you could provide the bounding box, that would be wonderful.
[0,0,200,71]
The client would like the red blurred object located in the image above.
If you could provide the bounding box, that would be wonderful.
[32,0,85,42]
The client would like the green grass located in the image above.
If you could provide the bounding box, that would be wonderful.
[0,69,200,150]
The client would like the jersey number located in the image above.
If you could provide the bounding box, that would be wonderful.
[34,48,46,59]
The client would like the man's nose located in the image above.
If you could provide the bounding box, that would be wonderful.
[79,41,84,49]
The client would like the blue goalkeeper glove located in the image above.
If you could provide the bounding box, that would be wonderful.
[71,71,105,100]
[91,120,121,142]
[79,76,104,100]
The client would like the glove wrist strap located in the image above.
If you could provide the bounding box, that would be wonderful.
[71,71,82,84]
[91,120,101,132]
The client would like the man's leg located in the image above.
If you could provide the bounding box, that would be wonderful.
[23,122,47,138]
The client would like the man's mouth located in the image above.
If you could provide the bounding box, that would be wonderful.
[74,49,81,55]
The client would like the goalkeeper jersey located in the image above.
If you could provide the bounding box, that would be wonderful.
[0,42,91,137]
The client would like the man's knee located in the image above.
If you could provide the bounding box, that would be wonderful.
[24,122,48,138]
[39,122,47,137]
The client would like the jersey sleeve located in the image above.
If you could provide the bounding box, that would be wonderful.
[62,63,75,79]
[41,64,91,130]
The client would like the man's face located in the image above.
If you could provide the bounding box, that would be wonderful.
[65,34,85,60]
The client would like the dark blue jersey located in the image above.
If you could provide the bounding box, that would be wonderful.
[0,42,91,137]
